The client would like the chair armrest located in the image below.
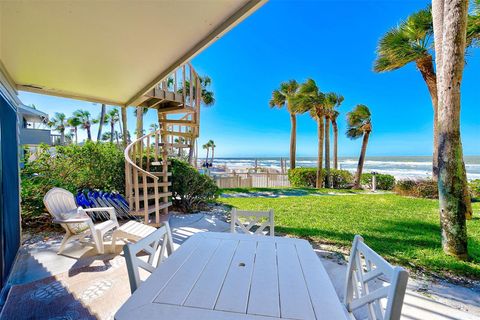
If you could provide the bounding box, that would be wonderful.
[81,207,119,226]
[82,207,114,212]
[53,217,91,224]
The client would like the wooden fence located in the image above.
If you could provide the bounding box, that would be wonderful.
[213,172,290,188]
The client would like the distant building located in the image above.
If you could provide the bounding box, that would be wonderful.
[17,104,56,146]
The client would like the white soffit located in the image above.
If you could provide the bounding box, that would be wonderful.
[0,1,266,106]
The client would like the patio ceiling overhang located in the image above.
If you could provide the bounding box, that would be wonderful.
[0,0,266,107]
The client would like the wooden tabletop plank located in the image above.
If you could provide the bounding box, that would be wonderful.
[215,240,257,313]
[277,242,316,320]
[154,237,220,305]
[118,303,284,320]
[295,242,349,320]
[184,239,239,309]
[247,241,280,318]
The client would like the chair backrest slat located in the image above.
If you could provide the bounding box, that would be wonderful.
[124,222,174,293]
[343,235,408,320]
[230,208,274,236]
[43,188,77,220]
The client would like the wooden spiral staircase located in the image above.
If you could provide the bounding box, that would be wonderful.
[125,63,201,225]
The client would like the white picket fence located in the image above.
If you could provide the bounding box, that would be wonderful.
[213,173,290,188]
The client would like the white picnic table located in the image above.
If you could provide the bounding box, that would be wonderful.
[115,232,348,320]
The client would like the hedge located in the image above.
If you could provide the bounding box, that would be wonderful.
[288,168,353,189]
[361,173,395,190]
[21,142,125,219]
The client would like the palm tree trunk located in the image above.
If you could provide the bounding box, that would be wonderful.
[324,117,331,187]
[136,107,143,139]
[432,0,471,259]
[188,139,195,165]
[121,107,128,147]
[97,104,106,141]
[416,56,439,181]
[211,147,215,164]
[116,132,120,146]
[110,122,115,143]
[74,127,78,144]
[206,148,210,163]
[332,119,339,169]
[353,131,370,189]
[289,113,297,169]
[86,126,92,141]
[60,130,65,145]
[316,116,324,189]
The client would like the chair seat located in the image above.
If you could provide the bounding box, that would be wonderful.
[114,221,157,242]
[94,219,118,233]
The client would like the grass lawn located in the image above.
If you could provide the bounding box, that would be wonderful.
[218,188,480,280]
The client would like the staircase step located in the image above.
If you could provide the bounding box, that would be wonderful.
[158,143,191,148]
[150,161,171,166]
[130,202,172,216]
[151,171,172,177]
[136,192,172,200]
[161,130,195,138]
[161,119,198,126]
[141,181,172,187]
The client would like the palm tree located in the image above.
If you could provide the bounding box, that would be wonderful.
[97,104,106,141]
[346,105,372,189]
[134,107,148,139]
[48,112,67,145]
[149,123,159,132]
[269,80,300,169]
[73,110,93,141]
[323,93,338,187]
[67,116,82,144]
[292,79,326,188]
[432,0,472,259]
[374,5,479,181]
[208,140,216,164]
[104,108,120,143]
[180,75,215,164]
[202,143,210,164]
[330,94,344,170]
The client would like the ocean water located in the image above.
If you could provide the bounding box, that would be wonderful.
[209,156,480,180]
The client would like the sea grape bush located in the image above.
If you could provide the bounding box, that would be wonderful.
[170,158,219,212]
[394,179,438,199]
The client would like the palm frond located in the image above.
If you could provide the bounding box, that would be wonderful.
[374,7,432,72]
[346,104,372,139]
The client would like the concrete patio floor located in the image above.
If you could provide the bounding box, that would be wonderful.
[4,212,480,320]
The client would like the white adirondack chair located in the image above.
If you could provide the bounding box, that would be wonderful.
[230,208,274,236]
[344,235,409,320]
[43,188,119,254]
[123,222,174,293]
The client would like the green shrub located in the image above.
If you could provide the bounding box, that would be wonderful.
[327,169,354,189]
[361,173,395,190]
[394,179,438,199]
[469,179,480,198]
[288,168,318,188]
[21,142,125,219]
[170,159,218,212]
[288,168,353,189]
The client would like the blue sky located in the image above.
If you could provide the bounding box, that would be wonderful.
[19,0,480,158]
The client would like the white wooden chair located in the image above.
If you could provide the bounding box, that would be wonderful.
[124,222,174,293]
[43,187,119,254]
[230,208,274,236]
[344,235,409,320]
